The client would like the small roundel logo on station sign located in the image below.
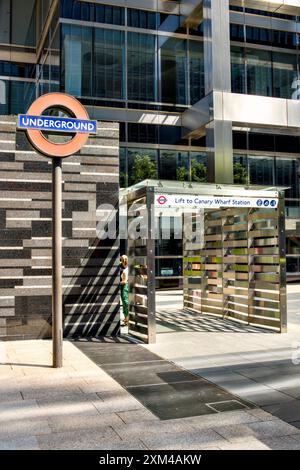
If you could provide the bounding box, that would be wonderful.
[157,195,168,205]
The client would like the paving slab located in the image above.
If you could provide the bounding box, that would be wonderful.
[1,337,300,450]
[181,409,269,429]
[47,412,124,433]
[263,400,300,423]
[0,436,40,450]
[140,429,226,450]
[0,419,51,440]
[93,390,144,414]
[116,409,159,424]
[218,437,270,450]
[37,427,120,450]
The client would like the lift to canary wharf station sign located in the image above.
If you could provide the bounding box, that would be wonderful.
[17,92,97,368]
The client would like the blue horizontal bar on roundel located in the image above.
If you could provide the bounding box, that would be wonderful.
[17,114,97,134]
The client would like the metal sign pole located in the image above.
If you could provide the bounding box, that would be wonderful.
[52,157,63,368]
[18,92,96,368]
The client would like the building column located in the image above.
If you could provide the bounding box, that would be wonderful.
[203,0,233,184]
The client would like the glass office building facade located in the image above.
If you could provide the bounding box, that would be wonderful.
[1,0,300,278]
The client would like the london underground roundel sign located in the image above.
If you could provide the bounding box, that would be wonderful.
[17,92,97,158]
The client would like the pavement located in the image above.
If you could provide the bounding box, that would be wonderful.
[148,286,300,428]
[1,285,300,450]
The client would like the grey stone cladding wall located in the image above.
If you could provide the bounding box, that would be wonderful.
[0,116,120,340]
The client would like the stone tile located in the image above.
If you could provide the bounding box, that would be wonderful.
[0,419,51,439]
[141,429,225,450]
[182,410,261,429]
[95,439,148,450]
[112,418,193,440]
[37,428,120,450]
[79,379,123,394]
[48,412,124,433]
[218,437,270,450]
[93,390,144,414]
[21,387,84,400]
[36,394,102,419]
[246,408,278,421]
[104,360,198,387]
[127,380,251,420]
[236,388,294,407]
[263,400,300,423]
[246,419,300,438]
[117,409,159,424]
[213,423,256,441]
[0,391,23,402]
[258,436,300,450]
[279,386,300,399]
[0,399,40,422]
[0,436,40,450]
[37,392,101,408]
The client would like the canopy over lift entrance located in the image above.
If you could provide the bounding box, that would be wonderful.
[122,180,287,344]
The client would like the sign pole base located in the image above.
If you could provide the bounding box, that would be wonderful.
[52,157,63,368]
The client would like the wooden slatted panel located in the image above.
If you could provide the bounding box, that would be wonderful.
[248,207,281,330]
[184,204,285,332]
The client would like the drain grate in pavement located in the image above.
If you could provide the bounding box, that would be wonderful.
[74,338,254,420]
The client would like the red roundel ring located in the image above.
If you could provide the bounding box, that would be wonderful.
[26,93,91,158]
[157,195,167,205]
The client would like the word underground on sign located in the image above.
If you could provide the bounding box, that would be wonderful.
[18,114,97,134]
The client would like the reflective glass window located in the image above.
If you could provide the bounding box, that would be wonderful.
[61,24,93,97]
[248,132,275,151]
[275,134,300,153]
[127,9,156,29]
[287,256,300,273]
[127,33,156,102]
[190,152,207,182]
[159,126,185,146]
[157,13,181,33]
[285,201,300,218]
[61,0,94,21]
[95,4,124,25]
[0,0,10,44]
[128,124,158,144]
[159,150,189,181]
[249,156,274,185]
[119,147,127,188]
[94,29,125,99]
[11,0,36,47]
[246,26,273,46]
[160,37,187,105]
[189,21,203,37]
[0,61,35,79]
[11,81,35,114]
[233,131,247,150]
[127,148,158,186]
[155,257,183,275]
[246,49,272,96]
[0,80,35,115]
[233,154,248,184]
[273,52,298,99]
[231,46,246,94]
[275,158,300,200]
[230,24,244,42]
[61,0,124,24]
[189,40,205,104]
[0,79,9,115]
[272,30,298,50]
